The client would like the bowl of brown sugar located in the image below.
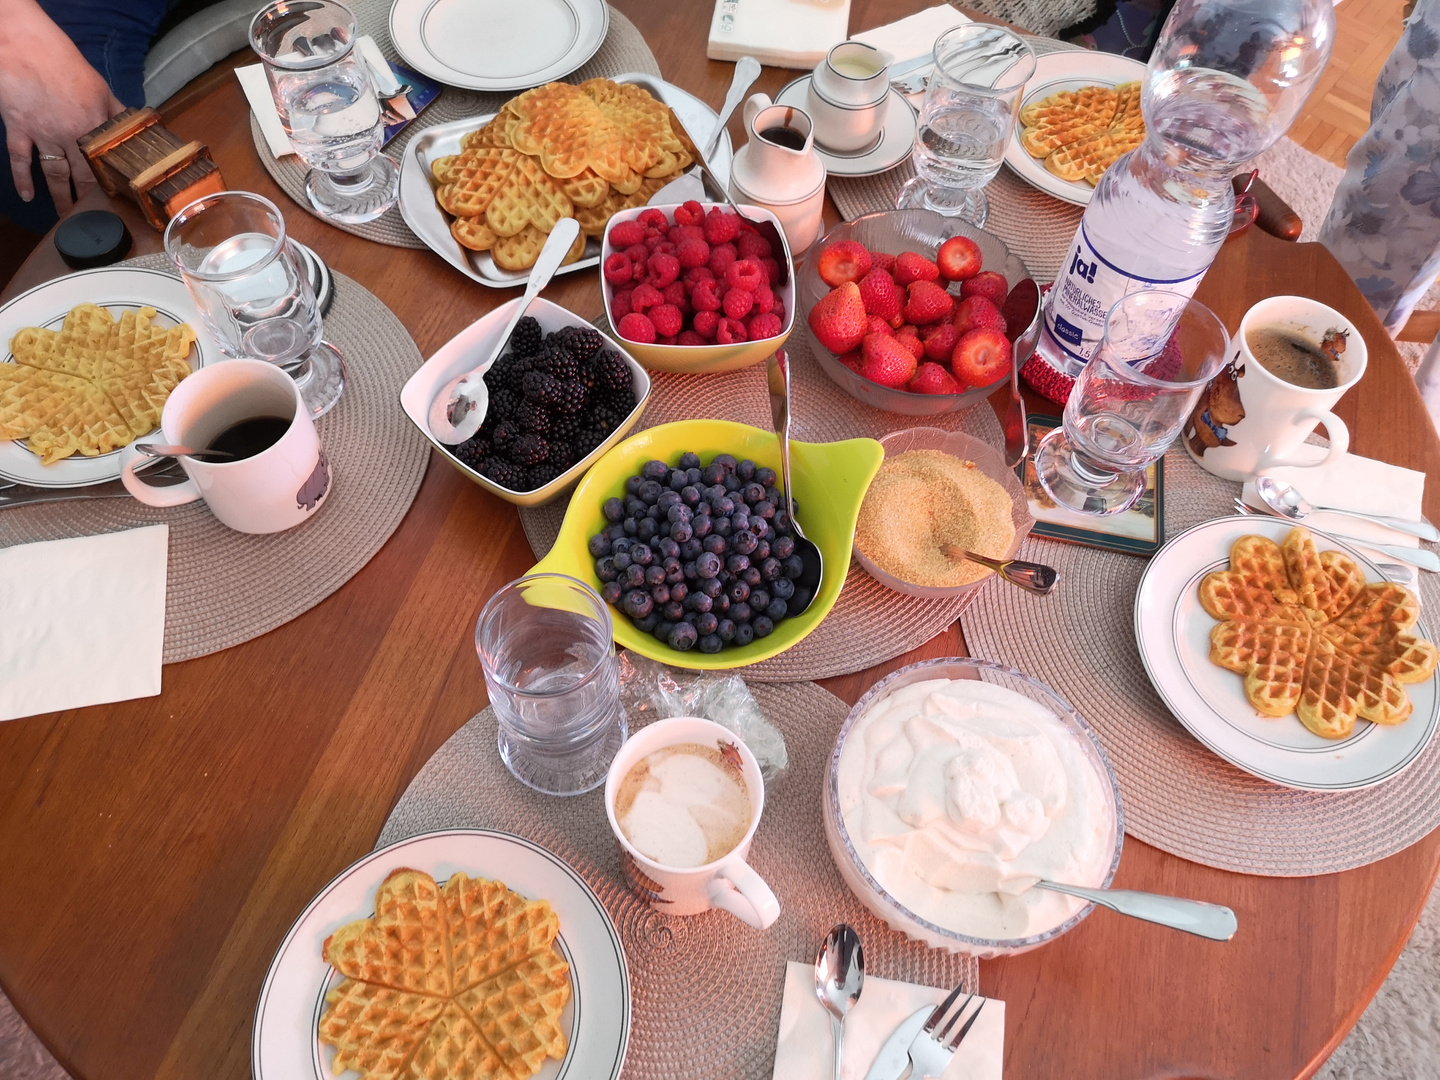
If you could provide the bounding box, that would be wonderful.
[853,427,1034,600]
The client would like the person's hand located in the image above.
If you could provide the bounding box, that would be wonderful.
[0,0,122,213]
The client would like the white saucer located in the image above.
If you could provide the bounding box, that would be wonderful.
[775,76,916,178]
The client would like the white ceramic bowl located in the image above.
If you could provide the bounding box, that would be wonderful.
[824,657,1124,958]
[399,296,650,507]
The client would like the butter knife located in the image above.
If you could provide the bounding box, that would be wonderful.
[862,1006,932,1080]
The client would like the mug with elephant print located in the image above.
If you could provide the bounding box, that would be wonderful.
[1183,296,1367,482]
[121,359,331,533]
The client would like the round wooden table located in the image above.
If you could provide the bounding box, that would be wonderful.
[3,3,1439,1077]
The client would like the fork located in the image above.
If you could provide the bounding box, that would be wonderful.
[905,985,986,1079]
[0,456,189,509]
[1232,498,1415,579]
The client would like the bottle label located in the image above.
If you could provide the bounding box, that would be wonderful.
[1047,221,1207,366]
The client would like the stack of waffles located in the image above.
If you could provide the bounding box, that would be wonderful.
[1019,81,1145,187]
[432,78,694,271]
[318,868,572,1080]
[1199,527,1438,739]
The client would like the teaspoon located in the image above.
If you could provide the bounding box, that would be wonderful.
[134,443,234,462]
[767,350,824,614]
[1034,879,1238,941]
[814,924,864,1080]
[1255,475,1439,542]
[943,544,1057,595]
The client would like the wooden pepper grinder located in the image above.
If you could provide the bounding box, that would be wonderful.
[78,107,227,231]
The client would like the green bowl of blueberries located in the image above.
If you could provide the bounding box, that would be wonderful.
[529,419,883,668]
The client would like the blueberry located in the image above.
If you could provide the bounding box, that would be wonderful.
[650,583,671,604]
[737,459,756,481]
[694,551,721,578]
[754,540,771,561]
[752,499,775,520]
[670,521,693,543]
[750,517,769,539]
[625,564,646,588]
[717,618,737,643]
[687,592,712,613]
[603,497,625,522]
[601,580,623,604]
[637,518,659,541]
[630,543,653,567]
[742,566,762,588]
[703,534,727,556]
[612,537,634,554]
[725,553,750,575]
[694,611,719,636]
[622,518,638,536]
[752,615,774,638]
[698,633,723,654]
[730,512,750,533]
[642,459,669,480]
[759,557,781,581]
[766,598,788,621]
[714,592,730,614]
[783,554,804,579]
[624,475,643,496]
[613,551,632,571]
[671,581,689,603]
[663,601,685,622]
[713,453,738,472]
[668,622,698,651]
[638,479,663,504]
[734,622,755,646]
[658,537,681,559]
[699,576,724,598]
[731,601,753,623]
[588,533,611,557]
[771,577,794,601]
[682,560,697,580]
[713,516,732,537]
[667,503,692,525]
[692,515,712,538]
[645,564,666,586]
[606,523,627,541]
[624,495,647,517]
[663,556,684,584]
[622,590,654,618]
[751,589,770,611]
[723,472,742,492]
[680,484,702,507]
[755,466,776,487]
[658,489,681,511]
[702,463,727,486]
[712,495,735,515]
[728,579,750,603]
[635,612,660,633]
[772,535,795,559]
[654,620,675,642]
[679,538,704,560]
[732,531,758,556]
[742,482,765,504]
[678,451,702,470]
[669,470,688,491]
[773,510,790,534]
[686,467,702,485]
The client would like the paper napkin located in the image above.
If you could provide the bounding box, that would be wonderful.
[236,63,293,157]
[707,0,852,69]
[771,960,1003,1080]
[0,525,168,722]
[854,4,971,68]
[1241,449,1428,550]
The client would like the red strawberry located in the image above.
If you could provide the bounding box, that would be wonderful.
[951,328,1012,388]
[870,251,896,275]
[921,322,959,363]
[856,268,902,322]
[807,281,867,354]
[960,270,1009,307]
[908,362,961,395]
[936,235,983,281]
[894,325,925,361]
[893,251,940,286]
[1000,278,1041,340]
[952,295,1008,336]
[866,314,894,338]
[836,349,864,373]
[903,280,955,326]
[816,240,873,287]
[859,332,918,388]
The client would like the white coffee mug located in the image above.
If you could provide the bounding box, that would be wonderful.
[604,716,780,929]
[1184,295,1367,482]
[121,359,331,533]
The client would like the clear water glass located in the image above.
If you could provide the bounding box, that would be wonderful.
[250,0,398,224]
[164,191,345,417]
[476,574,628,796]
[897,24,1035,226]
[1034,291,1229,515]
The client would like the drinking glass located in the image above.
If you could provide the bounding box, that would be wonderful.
[897,24,1035,226]
[249,0,398,224]
[1034,291,1229,515]
[476,573,628,796]
[164,191,346,417]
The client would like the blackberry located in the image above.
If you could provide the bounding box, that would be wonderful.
[489,386,520,419]
[554,380,588,414]
[491,421,519,449]
[551,413,582,444]
[593,351,631,394]
[562,326,604,362]
[450,436,487,469]
[514,399,552,435]
[509,433,549,466]
[484,355,524,393]
[526,464,554,489]
[522,370,562,406]
[509,316,543,357]
[543,350,580,384]
[550,443,578,472]
[481,457,525,490]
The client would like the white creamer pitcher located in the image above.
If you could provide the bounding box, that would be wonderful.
[730,93,827,253]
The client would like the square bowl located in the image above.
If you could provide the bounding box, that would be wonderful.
[799,208,1035,415]
[527,418,883,669]
[600,203,796,374]
[853,427,1036,600]
[399,296,651,507]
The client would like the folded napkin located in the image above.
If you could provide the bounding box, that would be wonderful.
[854,4,971,68]
[772,960,1003,1080]
[707,0,852,70]
[0,525,168,722]
[1240,448,1427,550]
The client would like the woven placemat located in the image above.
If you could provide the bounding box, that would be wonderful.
[962,447,1440,876]
[248,5,661,248]
[0,254,429,664]
[828,35,1084,283]
[518,326,1008,682]
[377,680,979,1080]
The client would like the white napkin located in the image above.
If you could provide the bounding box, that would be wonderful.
[236,63,293,157]
[854,4,971,68]
[771,960,1003,1080]
[0,525,168,722]
[1240,448,1427,550]
[707,0,853,70]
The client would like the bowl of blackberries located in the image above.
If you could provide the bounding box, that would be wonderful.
[528,418,883,669]
[401,297,651,506]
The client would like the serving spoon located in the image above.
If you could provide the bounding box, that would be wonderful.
[1034,879,1238,941]
[943,544,1057,595]
[1255,475,1439,542]
[767,349,824,615]
[814,924,864,1080]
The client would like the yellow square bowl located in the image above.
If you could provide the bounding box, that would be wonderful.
[527,418,883,669]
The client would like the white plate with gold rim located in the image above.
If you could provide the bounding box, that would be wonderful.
[252,828,630,1080]
[1134,515,1440,791]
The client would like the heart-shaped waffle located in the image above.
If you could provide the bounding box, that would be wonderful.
[1200,527,1438,739]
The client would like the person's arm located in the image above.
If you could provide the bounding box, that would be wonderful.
[0,0,122,213]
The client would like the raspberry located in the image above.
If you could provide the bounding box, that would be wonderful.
[708,243,738,278]
[736,230,771,261]
[637,207,669,232]
[771,300,785,323]
[602,252,631,286]
[631,258,649,284]
[723,287,754,319]
[703,207,741,243]
[692,309,720,337]
[677,330,708,346]
[725,259,765,293]
[676,238,710,269]
[683,265,714,287]
[760,257,781,285]
[716,317,748,344]
[645,234,664,251]
[656,333,679,346]
[609,220,644,248]
[648,252,681,287]
[631,283,663,311]
[662,280,688,310]
[752,284,774,314]
[691,278,721,312]
[617,312,657,343]
[623,243,648,264]
[610,289,634,320]
[747,311,782,340]
[670,224,705,246]
[673,200,704,226]
[650,303,684,336]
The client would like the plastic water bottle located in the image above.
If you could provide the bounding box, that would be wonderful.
[1035,0,1335,379]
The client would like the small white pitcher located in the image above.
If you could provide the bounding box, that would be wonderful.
[730,94,827,253]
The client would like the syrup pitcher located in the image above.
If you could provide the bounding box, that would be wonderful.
[730,94,827,253]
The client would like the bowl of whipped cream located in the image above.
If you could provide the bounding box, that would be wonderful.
[825,657,1123,957]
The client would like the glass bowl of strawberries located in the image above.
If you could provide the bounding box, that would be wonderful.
[800,209,1037,415]
[600,201,796,374]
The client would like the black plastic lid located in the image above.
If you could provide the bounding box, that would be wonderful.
[54,210,132,269]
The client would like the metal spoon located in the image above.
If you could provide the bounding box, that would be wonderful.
[943,544,1057,595]
[1034,879,1238,941]
[134,442,235,462]
[1255,475,1440,542]
[1231,499,1414,579]
[814,924,864,1080]
[767,349,824,615]
[705,55,761,160]
[1003,277,1042,470]
[427,216,581,445]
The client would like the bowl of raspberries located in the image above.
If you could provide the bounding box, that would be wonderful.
[800,209,1041,415]
[400,296,651,506]
[600,202,796,374]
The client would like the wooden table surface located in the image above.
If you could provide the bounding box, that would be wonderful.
[4,3,1440,1078]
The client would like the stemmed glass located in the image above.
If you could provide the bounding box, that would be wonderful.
[897,24,1035,226]
[1034,291,1229,515]
[250,0,398,224]
[164,191,346,417]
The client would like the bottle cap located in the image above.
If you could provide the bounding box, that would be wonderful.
[54,210,133,269]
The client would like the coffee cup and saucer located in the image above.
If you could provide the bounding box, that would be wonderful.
[775,40,918,178]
